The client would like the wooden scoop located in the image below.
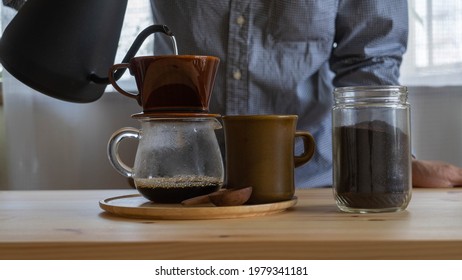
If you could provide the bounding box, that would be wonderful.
[181,187,252,206]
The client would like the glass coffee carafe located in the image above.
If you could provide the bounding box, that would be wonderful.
[108,115,224,203]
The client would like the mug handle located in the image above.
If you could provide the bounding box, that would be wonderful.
[108,63,142,104]
[107,127,140,178]
[294,131,316,167]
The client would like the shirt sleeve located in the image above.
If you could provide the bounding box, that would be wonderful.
[329,0,409,86]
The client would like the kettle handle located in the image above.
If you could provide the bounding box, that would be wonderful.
[90,24,177,84]
[107,127,140,178]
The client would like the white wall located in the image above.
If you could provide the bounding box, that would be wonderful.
[408,86,462,167]
[0,86,6,188]
[1,71,141,190]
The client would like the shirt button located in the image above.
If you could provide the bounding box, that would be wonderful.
[233,70,242,80]
[236,15,245,27]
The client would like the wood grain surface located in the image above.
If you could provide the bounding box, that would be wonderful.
[1,188,462,259]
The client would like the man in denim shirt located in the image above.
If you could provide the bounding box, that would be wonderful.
[150,0,462,188]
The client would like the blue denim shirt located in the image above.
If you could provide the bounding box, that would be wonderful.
[150,0,408,188]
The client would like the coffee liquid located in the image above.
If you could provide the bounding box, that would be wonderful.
[135,175,222,203]
[334,120,411,209]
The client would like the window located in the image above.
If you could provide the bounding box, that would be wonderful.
[400,0,462,86]
[115,0,153,64]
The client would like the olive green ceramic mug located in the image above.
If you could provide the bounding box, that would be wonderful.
[222,115,315,204]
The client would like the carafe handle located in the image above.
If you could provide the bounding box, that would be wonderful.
[294,131,316,167]
[107,127,140,178]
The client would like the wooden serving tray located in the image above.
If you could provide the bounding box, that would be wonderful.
[99,194,297,220]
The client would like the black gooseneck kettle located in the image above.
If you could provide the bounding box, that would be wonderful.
[0,0,176,103]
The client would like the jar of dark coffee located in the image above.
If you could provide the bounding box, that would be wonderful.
[332,86,412,213]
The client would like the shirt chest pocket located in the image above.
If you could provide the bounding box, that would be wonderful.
[266,0,337,43]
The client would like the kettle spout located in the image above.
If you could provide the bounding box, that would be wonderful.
[89,24,178,84]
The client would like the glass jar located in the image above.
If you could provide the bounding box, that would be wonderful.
[332,86,412,213]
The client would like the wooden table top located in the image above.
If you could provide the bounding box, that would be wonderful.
[1,188,462,260]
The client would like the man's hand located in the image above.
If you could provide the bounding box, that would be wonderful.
[412,159,462,187]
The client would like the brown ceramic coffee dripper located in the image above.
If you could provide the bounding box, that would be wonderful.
[107,23,220,114]
[109,55,220,113]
